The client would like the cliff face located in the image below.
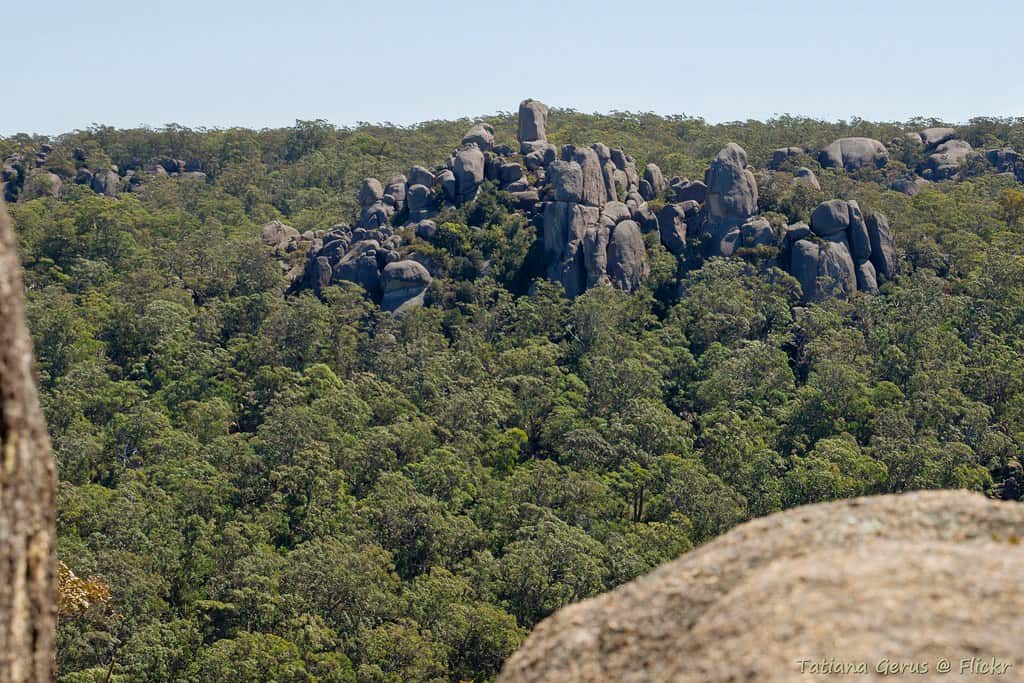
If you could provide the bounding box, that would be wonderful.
[498,491,1024,683]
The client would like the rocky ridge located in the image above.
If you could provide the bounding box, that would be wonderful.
[7,101,1023,312]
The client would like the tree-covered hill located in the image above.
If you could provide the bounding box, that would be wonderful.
[3,107,1024,682]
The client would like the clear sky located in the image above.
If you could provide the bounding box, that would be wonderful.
[5,0,1022,135]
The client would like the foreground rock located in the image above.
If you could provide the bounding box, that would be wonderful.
[498,491,1024,683]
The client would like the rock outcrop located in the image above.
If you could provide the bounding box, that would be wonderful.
[920,139,976,180]
[498,491,1024,683]
[380,260,432,313]
[818,137,889,171]
[517,99,549,152]
[786,198,892,302]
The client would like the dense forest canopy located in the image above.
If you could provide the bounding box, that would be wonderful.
[4,107,1024,682]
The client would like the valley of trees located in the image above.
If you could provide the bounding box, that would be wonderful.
[3,109,1024,682]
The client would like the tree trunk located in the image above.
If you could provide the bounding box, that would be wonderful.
[0,198,57,682]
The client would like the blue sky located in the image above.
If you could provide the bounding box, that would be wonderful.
[5,0,1022,135]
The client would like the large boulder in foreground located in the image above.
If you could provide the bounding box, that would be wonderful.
[498,491,1024,683]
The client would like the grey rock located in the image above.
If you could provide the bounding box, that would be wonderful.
[510,190,540,211]
[611,168,629,199]
[637,179,653,201]
[499,162,524,186]
[769,146,805,169]
[790,239,821,303]
[359,201,392,229]
[573,151,602,208]
[408,165,435,188]
[462,122,495,151]
[847,200,871,263]
[867,211,898,281]
[855,260,879,294]
[260,220,300,250]
[518,99,549,144]
[986,148,1020,172]
[810,199,851,237]
[642,163,666,199]
[305,255,333,290]
[542,201,599,297]
[818,137,889,171]
[607,220,649,292]
[820,238,857,299]
[921,139,975,180]
[705,143,758,228]
[406,184,436,220]
[384,176,407,212]
[437,169,457,204]
[453,146,485,204]
[890,176,926,195]
[657,204,688,256]
[631,201,659,234]
[381,259,432,313]
[601,201,632,227]
[582,225,611,288]
[161,159,185,174]
[74,168,93,185]
[793,167,821,191]
[90,169,120,196]
[548,160,584,203]
[525,143,557,171]
[679,200,701,217]
[672,180,708,204]
[919,127,956,151]
[358,177,384,207]
[740,217,774,250]
[414,219,437,240]
[504,179,531,193]
[334,240,382,297]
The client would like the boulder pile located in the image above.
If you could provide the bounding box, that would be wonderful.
[40,100,1024,309]
[293,99,911,309]
[498,491,1024,683]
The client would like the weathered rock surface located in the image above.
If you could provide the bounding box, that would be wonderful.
[641,163,666,200]
[708,143,757,249]
[920,139,975,180]
[462,122,495,151]
[890,176,928,195]
[792,166,820,191]
[260,220,300,250]
[606,220,648,291]
[919,126,956,150]
[818,137,889,171]
[518,99,549,148]
[657,203,687,255]
[769,146,804,169]
[358,177,384,207]
[90,169,120,196]
[498,491,1024,683]
[547,160,584,203]
[380,259,432,314]
[867,211,898,281]
[573,147,608,207]
[453,146,485,204]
